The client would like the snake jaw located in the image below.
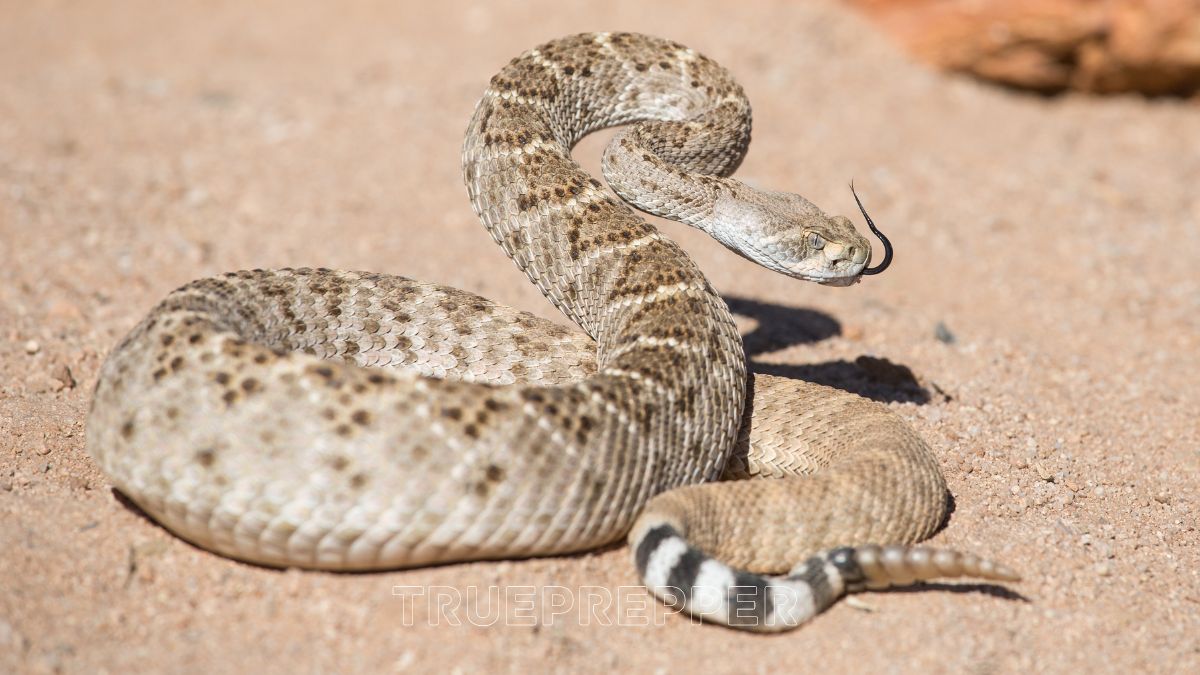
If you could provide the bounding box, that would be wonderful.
[816,274,861,287]
[803,272,861,287]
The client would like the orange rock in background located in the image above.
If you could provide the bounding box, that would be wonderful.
[847,0,1200,95]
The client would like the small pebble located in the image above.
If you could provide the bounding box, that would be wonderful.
[844,597,877,612]
[23,340,40,354]
[52,363,76,389]
[934,321,956,344]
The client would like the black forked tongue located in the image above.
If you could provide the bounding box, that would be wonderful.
[850,182,893,276]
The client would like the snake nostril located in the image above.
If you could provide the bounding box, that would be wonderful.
[845,246,857,261]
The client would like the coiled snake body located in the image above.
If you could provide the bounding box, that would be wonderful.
[87,33,1016,631]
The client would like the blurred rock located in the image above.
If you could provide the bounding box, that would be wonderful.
[934,320,957,344]
[52,363,76,390]
[847,0,1200,95]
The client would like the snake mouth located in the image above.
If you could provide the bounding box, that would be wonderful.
[817,274,861,288]
[790,268,862,286]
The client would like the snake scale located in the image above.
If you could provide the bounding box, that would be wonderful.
[87,32,1017,631]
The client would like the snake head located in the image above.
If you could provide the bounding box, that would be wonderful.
[706,185,883,286]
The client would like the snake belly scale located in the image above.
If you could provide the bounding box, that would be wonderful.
[87,32,1017,631]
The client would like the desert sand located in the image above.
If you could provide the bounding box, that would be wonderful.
[1,1,1197,672]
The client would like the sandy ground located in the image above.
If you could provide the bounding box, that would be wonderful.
[2,0,1198,672]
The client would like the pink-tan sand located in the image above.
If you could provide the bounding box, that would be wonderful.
[1,1,1197,672]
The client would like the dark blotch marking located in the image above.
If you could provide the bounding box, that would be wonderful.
[350,473,368,489]
[485,464,504,482]
[195,447,216,467]
[442,407,463,421]
[120,419,135,440]
[351,409,372,426]
[329,455,349,471]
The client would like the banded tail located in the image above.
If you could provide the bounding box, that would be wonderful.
[632,522,1021,632]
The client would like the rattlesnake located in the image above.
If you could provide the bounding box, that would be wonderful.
[87,32,1017,631]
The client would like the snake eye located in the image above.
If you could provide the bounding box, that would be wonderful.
[808,232,825,250]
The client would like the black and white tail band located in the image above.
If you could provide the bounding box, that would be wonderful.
[633,523,1020,632]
